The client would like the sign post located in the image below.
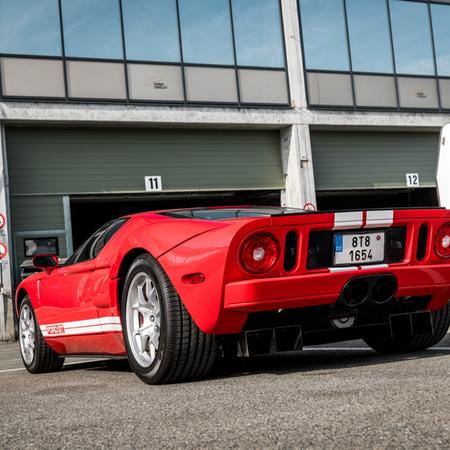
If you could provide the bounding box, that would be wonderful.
[0,124,13,341]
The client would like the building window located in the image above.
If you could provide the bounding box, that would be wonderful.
[122,0,180,62]
[61,0,123,59]
[346,0,393,74]
[231,0,285,68]
[431,3,450,77]
[389,0,434,76]
[299,0,349,71]
[0,0,62,56]
[178,0,234,65]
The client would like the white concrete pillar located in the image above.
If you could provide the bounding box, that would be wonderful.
[0,124,14,341]
[281,124,317,209]
[281,0,308,110]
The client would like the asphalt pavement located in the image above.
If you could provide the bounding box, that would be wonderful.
[1,336,449,449]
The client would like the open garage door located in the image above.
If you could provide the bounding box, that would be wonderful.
[6,126,283,283]
[311,130,440,210]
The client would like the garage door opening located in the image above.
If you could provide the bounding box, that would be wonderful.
[70,191,281,249]
[317,188,438,211]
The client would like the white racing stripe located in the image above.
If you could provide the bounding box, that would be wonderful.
[41,316,122,337]
[360,264,389,271]
[329,266,359,273]
[364,210,394,229]
[333,211,364,230]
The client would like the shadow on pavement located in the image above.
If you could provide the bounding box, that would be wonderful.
[61,347,450,382]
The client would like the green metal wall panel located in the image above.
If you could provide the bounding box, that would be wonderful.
[10,196,67,281]
[6,127,283,195]
[10,196,64,232]
[311,131,440,191]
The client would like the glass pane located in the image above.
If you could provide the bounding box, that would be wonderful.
[62,0,123,59]
[232,0,284,68]
[122,0,180,62]
[0,0,61,56]
[347,0,392,73]
[431,3,450,76]
[179,0,234,65]
[390,0,434,75]
[299,0,349,71]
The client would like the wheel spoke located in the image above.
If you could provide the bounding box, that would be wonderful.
[133,304,153,316]
[149,343,156,361]
[140,324,154,337]
[137,285,147,307]
[140,333,149,353]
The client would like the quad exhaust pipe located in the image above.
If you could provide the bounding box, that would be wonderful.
[340,275,398,307]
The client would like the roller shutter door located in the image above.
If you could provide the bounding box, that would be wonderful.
[7,127,283,279]
[311,131,440,191]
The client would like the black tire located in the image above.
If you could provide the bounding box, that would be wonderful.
[18,297,64,373]
[121,254,218,384]
[364,302,450,353]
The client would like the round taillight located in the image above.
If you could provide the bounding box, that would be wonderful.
[435,223,450,258]
[240,234,280,274]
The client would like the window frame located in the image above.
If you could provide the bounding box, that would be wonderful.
[298,0,447,113]
[0,0,290,108]
[64,218,128,266]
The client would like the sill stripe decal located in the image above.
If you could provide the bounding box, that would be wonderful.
[41,316,122,337]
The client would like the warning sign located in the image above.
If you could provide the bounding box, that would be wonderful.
[0,242,7,260]
[304,203,316,211]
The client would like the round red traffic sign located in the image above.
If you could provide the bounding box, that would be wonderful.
[304,202,316,211]
[0,213,5,229]
[0,242,7,260]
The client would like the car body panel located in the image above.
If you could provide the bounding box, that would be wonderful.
[15,207,450,356]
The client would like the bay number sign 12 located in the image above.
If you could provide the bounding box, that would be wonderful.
[406,173,420,188]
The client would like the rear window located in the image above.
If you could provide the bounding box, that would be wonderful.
[161,207,305,221]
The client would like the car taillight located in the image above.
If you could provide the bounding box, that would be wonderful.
[434,223,450,258]
[239,233,280,274]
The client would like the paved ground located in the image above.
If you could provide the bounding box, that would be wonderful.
[1,336,449,449]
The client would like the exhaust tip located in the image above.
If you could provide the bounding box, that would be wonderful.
[372,276,397,304]
[341,278,370,307]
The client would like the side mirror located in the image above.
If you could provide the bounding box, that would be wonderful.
[32,254,59,272]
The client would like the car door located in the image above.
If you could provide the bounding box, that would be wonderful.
[37,219,127,354]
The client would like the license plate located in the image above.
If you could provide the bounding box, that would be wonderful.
[334,232,385,266]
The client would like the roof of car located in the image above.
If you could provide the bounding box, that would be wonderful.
[154,206,307,221]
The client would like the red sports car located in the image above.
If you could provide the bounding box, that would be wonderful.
[15,206,450,384]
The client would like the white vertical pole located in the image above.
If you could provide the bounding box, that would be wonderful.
[0,123,14,341]
[281,125,316,209]
[63,196,73,256]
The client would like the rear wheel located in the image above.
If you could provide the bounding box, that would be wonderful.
[364,302,450,353]
[19,297,64,373]
[121,254,218,384]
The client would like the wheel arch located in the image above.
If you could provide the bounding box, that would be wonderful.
[116,248,151,308]
[15,288,29,316]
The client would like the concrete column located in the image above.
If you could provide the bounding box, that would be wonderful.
[281,0,308,110]
[0,124,14,341]
[281,124,316,209]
